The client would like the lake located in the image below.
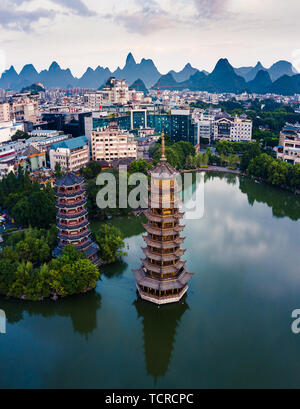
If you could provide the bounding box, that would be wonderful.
[1,173,300,389]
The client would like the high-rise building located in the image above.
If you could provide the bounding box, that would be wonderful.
[133,134,193,305]
[91,123,137,163]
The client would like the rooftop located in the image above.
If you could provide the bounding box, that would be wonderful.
[55,172,84,187]
[51,136,88,151]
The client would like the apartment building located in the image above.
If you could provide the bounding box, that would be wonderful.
[50,136,90,172]
[277,123,300,165]
[84,77,136,109]
[0,103,10,122]
[91,123,137,162]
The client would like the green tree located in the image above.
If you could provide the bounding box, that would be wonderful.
[95,224,126,264]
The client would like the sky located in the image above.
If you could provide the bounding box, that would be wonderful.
[0,0,300,77]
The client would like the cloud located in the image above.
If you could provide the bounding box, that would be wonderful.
[107,0,179,35]
[50,0,96,17]
[193,0,230,19]
[0,0,95,31]
[0,2,55,31]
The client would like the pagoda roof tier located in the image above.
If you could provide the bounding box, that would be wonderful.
[57,209,88,220]
[143,235,185,248]
[57,219,89,231]
[56,198,87,209]
[142,247,185,262]
[133,267,193,291]
[141,258,186,275]
[148,161,179,179]
[55,189,85,199]
[85,242,100,258]
[57,238,95,252]
[55,173,84,188]
[143,210,184,223]
[58,230,91,241]
[143,224,185,236]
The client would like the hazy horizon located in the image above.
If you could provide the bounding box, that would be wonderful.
[0,0,300,77]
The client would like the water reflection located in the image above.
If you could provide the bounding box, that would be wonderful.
[101,260,128,279]
[1,291,102,338]
[239,177,300,221]
[134,296,189,382]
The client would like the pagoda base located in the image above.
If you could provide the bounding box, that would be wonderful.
[136,284,188,305]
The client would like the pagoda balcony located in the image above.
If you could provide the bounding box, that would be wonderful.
[133,267,194,290]
[57,209,88,220]
[58,237,92,250]
[143,223,185,236]
[142,247,185,261]
[56,188,85,199]
[143,235,185,248]
[56,198,87,209]
[141,258,186,275]
[136,284,188,305]
[57,219,89,231]
[144,209,184,223]
[58,230,91,241]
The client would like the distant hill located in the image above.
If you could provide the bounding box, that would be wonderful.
[246,70,272,93]
[168,63,199,82]
[129,78,149,94]
[0,53,299,95]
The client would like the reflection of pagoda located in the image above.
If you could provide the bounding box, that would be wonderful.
[53,173,101,265]
[134,298,189,380]
[133,134,193,304]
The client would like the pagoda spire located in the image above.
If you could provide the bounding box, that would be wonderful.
[161,131,166,161]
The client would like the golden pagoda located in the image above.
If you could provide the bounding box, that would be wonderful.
[133,133,193,305]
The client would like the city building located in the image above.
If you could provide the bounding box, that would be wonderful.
[91,123,137,163]
[50,136,90,172]
[277,123,300,165]
[27,133,71,153]
[0,121,24,143]
[0,103,10,122]
[213,113,252,142]
[17,145,47,173]
[53,173,100,265]
[133,134,193,305]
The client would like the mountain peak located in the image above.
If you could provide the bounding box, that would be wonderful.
[49,61,60,70]
[126,52,136,66]
[212,58,234,74]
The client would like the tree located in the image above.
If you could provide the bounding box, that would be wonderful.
[95,224,126,264]
[28,190,56,229]
[227,154,240,170]
[54,163,62,178]
[11,130,30,141]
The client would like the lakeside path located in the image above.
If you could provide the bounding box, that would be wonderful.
[180,166,241,174]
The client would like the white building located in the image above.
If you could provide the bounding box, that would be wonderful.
[84,77,137,109]
[50,136,90,172]
[0,121,24,144]
[91,124,137,162]
[277,123,300,165]
[213,114,252,142]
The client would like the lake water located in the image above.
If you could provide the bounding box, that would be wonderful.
[1,173,300,389]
